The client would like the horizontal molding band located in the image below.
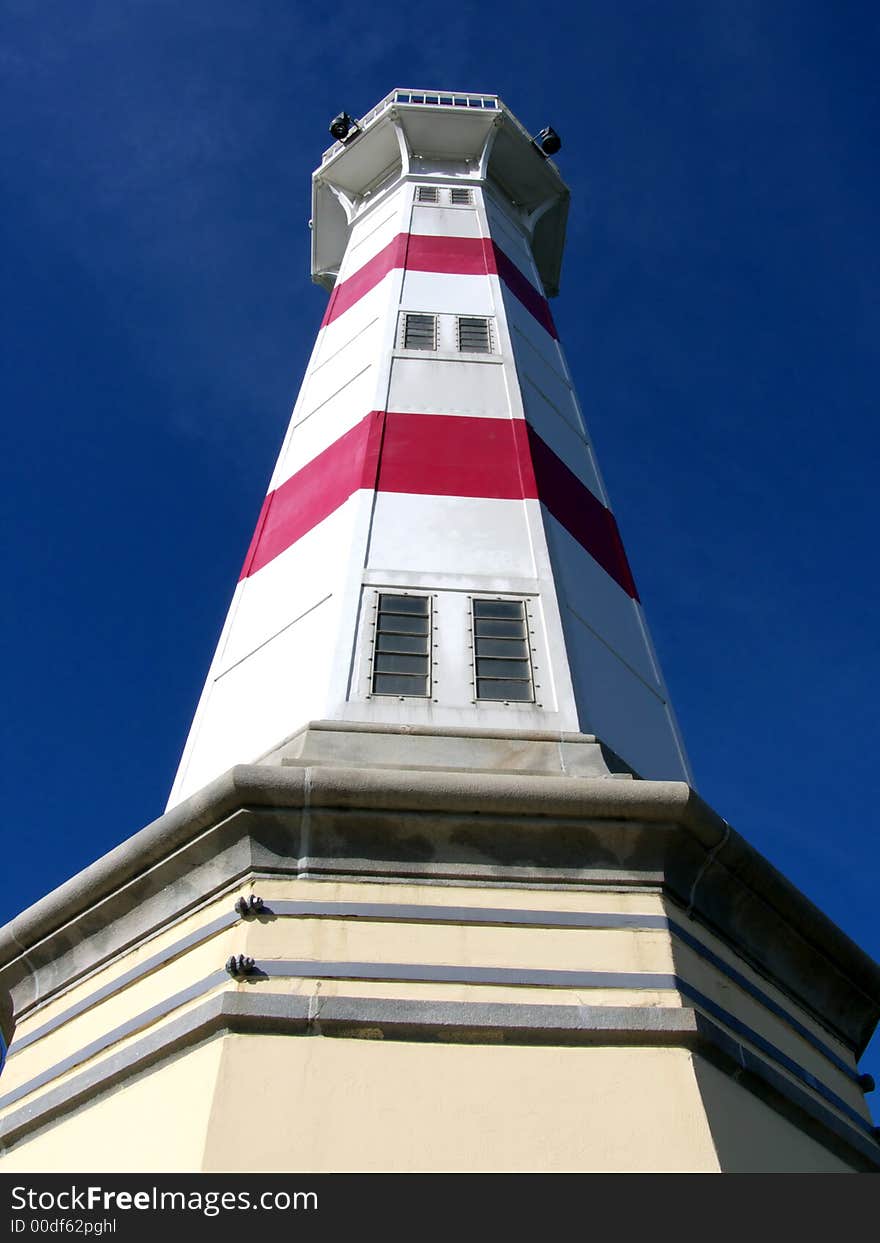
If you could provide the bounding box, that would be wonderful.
[677,981,869,1131]
[666,918,858,1083]
[0,971,228,1114]
[9,912,237,1056]
[4,949,869,1139]
[264,902,863,1086]
[239,409,637,598]
[268,900,667,930]
[254,959,874,1135]
[4,900,858,1091]
[7,900,663,1060]
[321,233,558,339]
[258,959,678,991]
[1,991,876,1169]
[0,980,676,1127]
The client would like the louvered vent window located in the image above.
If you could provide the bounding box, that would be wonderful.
[472,599,533,701]
[458,316,492,353]
[403,313,437,350]
[372,594,431,697]
[416,185,440,204]
[450,187,472,205]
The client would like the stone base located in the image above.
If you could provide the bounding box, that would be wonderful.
[264,719,637,780]
[1,722,878,1171]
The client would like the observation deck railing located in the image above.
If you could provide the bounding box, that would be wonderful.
[321,88,502,164]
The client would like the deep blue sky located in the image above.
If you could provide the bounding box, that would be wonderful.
[3,3,879,1093]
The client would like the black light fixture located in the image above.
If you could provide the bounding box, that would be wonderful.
[329,112,359,143]
[532,125,562,158]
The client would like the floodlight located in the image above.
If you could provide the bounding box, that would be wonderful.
[532,125,561,157]
[329,112,358,142]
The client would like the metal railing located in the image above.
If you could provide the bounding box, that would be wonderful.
[321,88,501,163]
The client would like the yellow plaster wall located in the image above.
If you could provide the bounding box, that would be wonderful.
[9,879,667,1050]
[2,1029,862,1173]
[692,1053,858,1172]
[250,877,670,917]
[1,876,867,1172]
[0,1038,226,1173]
[238,976,676,1009]
[1,879,677,1110]
[243,917,674,975]
[201,1034,721,1172]
[2,931,237,1097]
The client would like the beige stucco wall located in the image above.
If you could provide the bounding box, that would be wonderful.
[0,1039,225,1173]
[0,876,869,1172]
[201,1035,722,1172]
[0,1035,723,1173]
[0,880,680,1111]
[692,1054,857,1173]
[1,1029,862,1173]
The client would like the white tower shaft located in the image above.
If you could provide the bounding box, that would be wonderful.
[168,90,691,808]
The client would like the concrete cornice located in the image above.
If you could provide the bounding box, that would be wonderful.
[2,758,879,1053]
[8,765,689,963]
[0,766,609,960]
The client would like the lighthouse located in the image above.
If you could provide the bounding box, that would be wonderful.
[0,90,878,1173]
[166,88,690,808]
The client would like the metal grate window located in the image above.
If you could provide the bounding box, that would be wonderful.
[372,594,431,697]
[403,313,437,350]
[450,187,473,205]
[416,185,440,204]
[472,599,533,701]
[458,316,492,353]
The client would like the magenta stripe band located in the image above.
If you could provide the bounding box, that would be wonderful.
[239,413,637,600]
[321,233,558,339]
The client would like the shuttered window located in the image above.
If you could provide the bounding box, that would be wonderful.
[472,599,533,701]
[372,594,431,697]
[403,313,437,350]
[450,187,473,205]
[416,185,439,204]
[457,316,492,353]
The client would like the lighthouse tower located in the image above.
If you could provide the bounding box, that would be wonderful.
[166,88,690,808]
[1,91,878,1174]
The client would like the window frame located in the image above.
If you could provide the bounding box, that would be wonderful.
[457,315,493,354]
[401,312,438,351]
[398,313,498,357]
[470,596,535,704]
[413,185,475,206]
[369,591,433,699]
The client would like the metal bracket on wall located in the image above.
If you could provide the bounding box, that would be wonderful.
[234,895,265,918]
[225,955,257,978]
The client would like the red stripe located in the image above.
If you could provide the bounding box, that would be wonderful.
[238,412,383,580]
[238,492,274,580]
[488,242,558,339]
[321,232,557,339]
[525,426,639,601]
[404,234,489,276]
[240,412,638,599]
[378,412,536,499]
[321,235,408,326]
